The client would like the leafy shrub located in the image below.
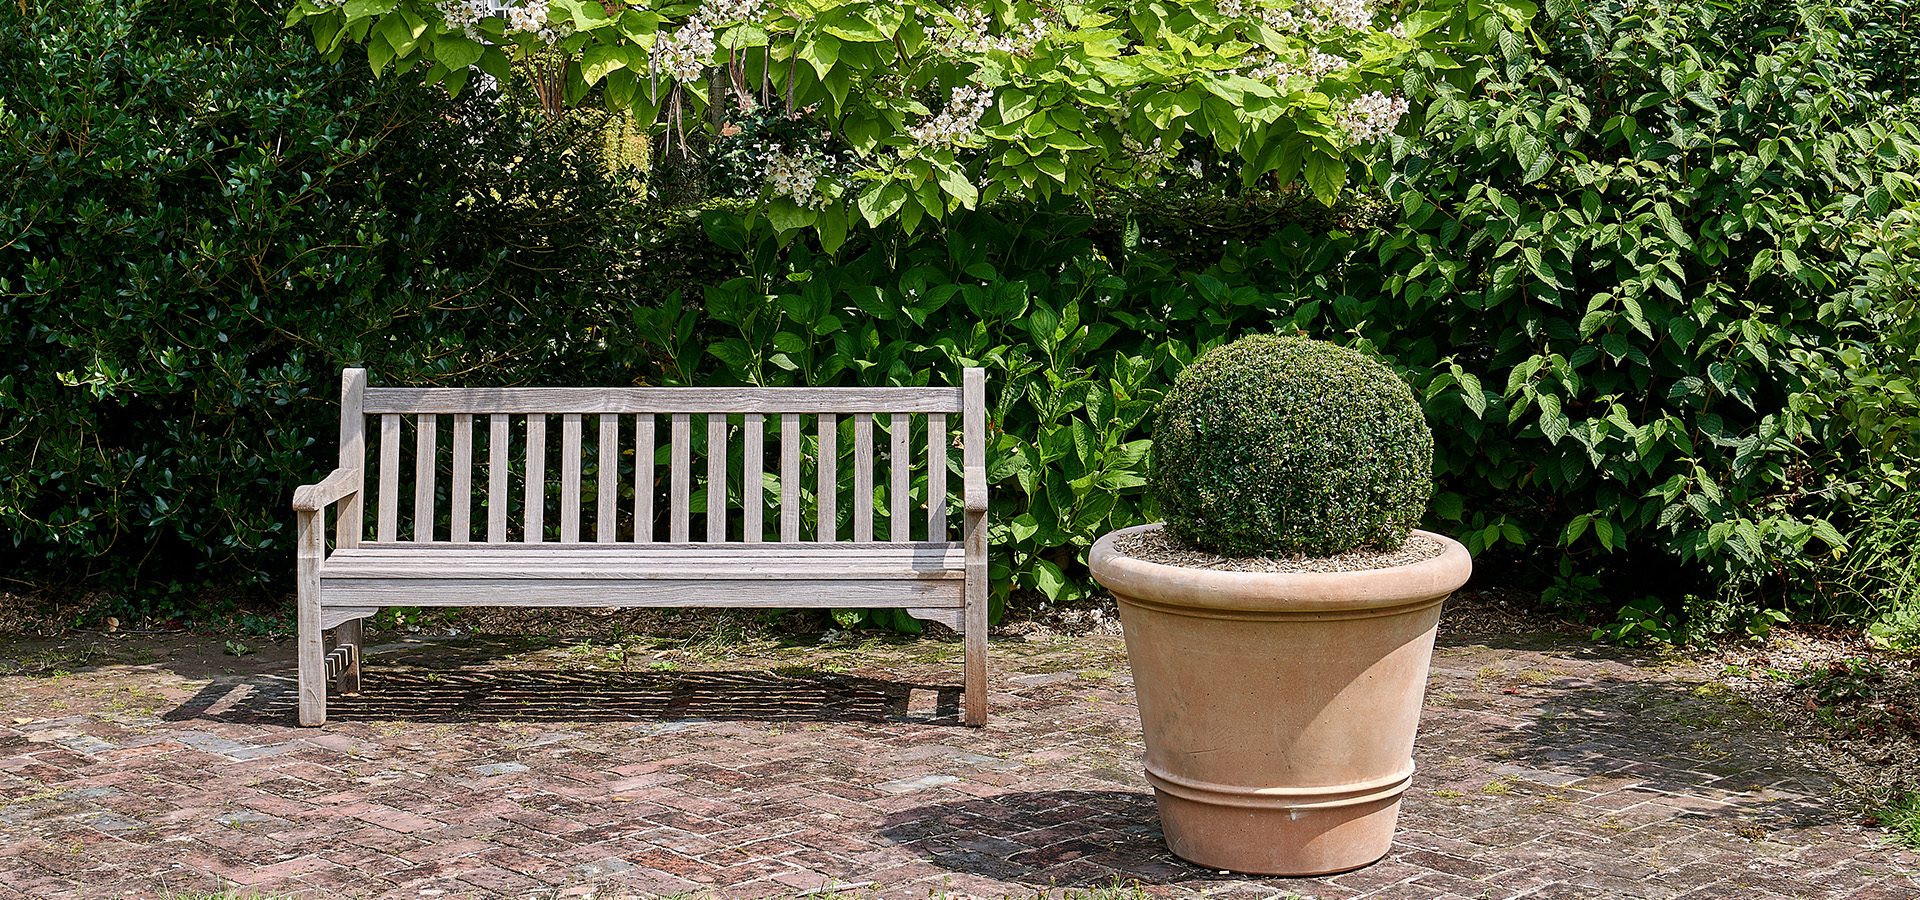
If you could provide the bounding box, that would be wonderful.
[1231,0,1920,622]
[0,0,656,618]
[1804,203,1920,644]
[1149,335,1432,557]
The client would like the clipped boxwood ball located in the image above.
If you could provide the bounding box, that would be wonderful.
[1149,335,1433,557]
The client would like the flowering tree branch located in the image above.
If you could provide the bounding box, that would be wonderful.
[287,0,1534,245]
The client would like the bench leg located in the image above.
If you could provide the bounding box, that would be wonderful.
[334,618,362,695]
[963,530,989,728]
[296,510,326,727]
[963,610,987,727]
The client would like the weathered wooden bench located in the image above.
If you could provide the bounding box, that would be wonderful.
[292,368,989,727]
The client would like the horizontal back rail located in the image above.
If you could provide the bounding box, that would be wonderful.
[363,386,963,415]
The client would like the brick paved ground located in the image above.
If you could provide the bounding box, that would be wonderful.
[0,615,1914,900]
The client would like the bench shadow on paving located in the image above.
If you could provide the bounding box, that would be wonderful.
[164,660,966,727]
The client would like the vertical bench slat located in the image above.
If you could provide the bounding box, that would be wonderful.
[706,414,727,543]
[743,414,763,543]
[451,414,472,543]
[780,413,800,542]
[635,414,655,543]
[414,414,437,543]
[488,415,508,543]
[927,412,947,542]
[890,413,910,542]
[560,413,582,543]
[378,414,400,543]
[670,413,691,542]
[525,414,546,543]
[597,414,618,543]
[338,370,366,549]
[853,413,874,541]
[816,413,837,541]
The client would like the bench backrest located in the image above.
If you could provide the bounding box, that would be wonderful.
[330,369,986,547]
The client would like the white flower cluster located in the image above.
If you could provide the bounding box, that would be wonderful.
[505,0,546,31]
[434,0,570,44]
[1220,0,1373,33]
[1244,54,1301,85]
[702,0,765,24]
[1244,48,1346,85]
[654,0,766,82]
[1121,133,1174,170]
[761,144,841,209]
[657,15,717,81]
[906,84,994,146]
[440,0,488,40]
[1336,91,1409,144]
[509,0,575,44]
[935,6,1049,56]
[1307,49,1349,74]
[1278,0,1373,32]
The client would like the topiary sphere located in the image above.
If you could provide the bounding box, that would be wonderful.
[1149,334,1433,558]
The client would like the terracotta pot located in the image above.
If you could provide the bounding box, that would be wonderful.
[1089,523,1472,876]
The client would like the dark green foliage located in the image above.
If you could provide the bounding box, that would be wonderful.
[0,0,653,618]
[1149,336,1433,558]
[1323,0,1918,619]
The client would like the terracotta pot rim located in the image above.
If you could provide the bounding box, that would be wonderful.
[1090,523,1473,613]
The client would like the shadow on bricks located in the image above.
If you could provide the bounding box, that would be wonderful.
[879,789,1206,887]
[1419,633,1850,846]
[165,669,963,727]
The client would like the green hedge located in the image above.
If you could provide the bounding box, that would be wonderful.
[0,0,662,618]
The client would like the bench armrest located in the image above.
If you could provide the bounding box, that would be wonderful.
[963,469,989,514]
[293,467,361,512]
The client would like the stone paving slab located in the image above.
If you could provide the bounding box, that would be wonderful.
[0,625,1915,899]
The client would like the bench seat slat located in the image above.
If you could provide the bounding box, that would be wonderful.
[364,386,963,415]
[325,565,964,580]
[317,579,963,607]
[334,541,964,561]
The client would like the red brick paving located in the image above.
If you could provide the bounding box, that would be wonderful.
[0,627,1914,899]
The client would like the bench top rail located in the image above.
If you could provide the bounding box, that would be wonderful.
[362,386,964,415]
